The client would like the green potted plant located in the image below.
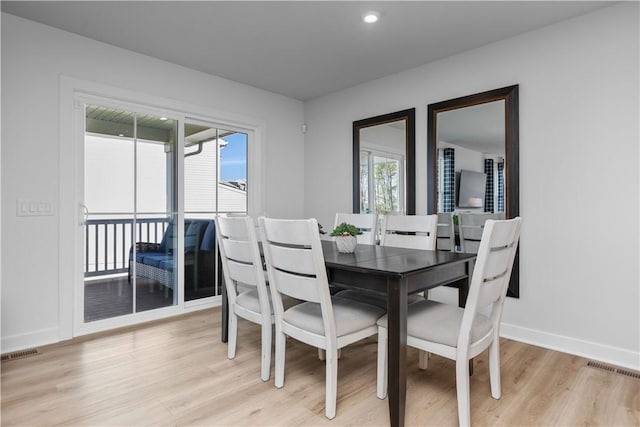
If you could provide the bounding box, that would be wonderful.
[330,222,362,253]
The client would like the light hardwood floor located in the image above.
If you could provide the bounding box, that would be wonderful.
[1,308,638,426]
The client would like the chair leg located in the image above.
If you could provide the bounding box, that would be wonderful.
[455,357,472,427]
[274,328,286,389]
[418,350,429,370]
[260,322,272,382]
[489,338,501,399]
[376,327,387,399]
[227,311,238,359]
[318,348,341,360]
[325,348,338,419]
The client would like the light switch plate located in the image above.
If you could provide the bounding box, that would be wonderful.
[17,198,53,216]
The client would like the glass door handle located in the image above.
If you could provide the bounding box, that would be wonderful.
[79,203,89,225]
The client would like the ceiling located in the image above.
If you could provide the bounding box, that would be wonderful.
[1,1,613,101]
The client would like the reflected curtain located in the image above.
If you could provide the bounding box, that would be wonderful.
[484,158,494,213]
[497,161,505,212]
[443,148,455,212]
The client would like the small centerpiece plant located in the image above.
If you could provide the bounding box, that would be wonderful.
[330,222,362,253]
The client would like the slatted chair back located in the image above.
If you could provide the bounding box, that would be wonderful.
[216,215,268,306]
[334,212,378,245]
[215,215,274,381]
[260,217,332,308]
[436,212,456,251]
[380,214,437,250]
[459,217,521,348]
[458,212,504,253]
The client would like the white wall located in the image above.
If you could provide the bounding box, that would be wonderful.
[304,3,639,369]
[1,13,305,351]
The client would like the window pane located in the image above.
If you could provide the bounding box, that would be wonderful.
[219,130,247,213]
[85,105,134,213]
[136,115,177,213]
[184,124,218,213]
[183,124,248,301]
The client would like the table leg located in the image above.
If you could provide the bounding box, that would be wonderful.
[461,259,474,376]
[387,277,408,427]
[220,256,228,343]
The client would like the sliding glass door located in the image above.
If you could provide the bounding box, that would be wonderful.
[76,92,252,335]
[183,121,247,301]
[83,104,178,322]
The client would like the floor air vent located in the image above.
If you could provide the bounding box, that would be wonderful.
[587,361,640,379]
[1,348,40,362]
[616,368,640,380]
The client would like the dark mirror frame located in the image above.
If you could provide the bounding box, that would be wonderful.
[427,85,519,298]
[353,108,416,215]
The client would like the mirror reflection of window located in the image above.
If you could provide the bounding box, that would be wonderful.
[359,151,370,213]
[360,149,403,214]
[359,119,406,214]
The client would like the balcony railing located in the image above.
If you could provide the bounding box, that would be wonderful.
[84,217,168,277]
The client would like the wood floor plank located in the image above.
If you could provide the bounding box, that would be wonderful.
[2,307,638,426]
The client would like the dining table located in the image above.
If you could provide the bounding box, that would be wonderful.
[220,240,476,427]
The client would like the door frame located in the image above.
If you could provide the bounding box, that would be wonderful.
[59,76,265,339]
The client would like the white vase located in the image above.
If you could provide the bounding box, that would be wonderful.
[335,235,357,253]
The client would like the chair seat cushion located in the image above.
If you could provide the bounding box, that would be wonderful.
[236,288,299,314]
[134,251,161,264]
[377,300,493,347]
[283,297,385,337]
[334,289,424,309]
[140,253,172,269]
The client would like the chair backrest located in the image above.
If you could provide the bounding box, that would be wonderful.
[380,214,437,250]
[458,213,505,253]
[215,215,270,315]
[158,219,211,253]
[334,213,378,245]
[260,217,335,335]
[199,220,216,251]
[436,212,456,251]
[185,220,207,252]
[158,221,178,253]
[458,217,521,347]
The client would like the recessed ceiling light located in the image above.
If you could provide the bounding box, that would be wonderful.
[159,117,168,121]
[362,11,380,24]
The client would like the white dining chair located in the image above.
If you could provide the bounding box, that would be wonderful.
[436,212,456,251]
[334,212,378,245]
[458,212,504,253]
[260,216,385,419]
[216,215,295,382]
[376,217,522,427]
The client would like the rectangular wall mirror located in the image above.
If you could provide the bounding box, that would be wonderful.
[427,85,519,297]
[353,108,415,215]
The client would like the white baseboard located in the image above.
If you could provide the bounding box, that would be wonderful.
[1,327,60,355]
[500,322,640,371]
